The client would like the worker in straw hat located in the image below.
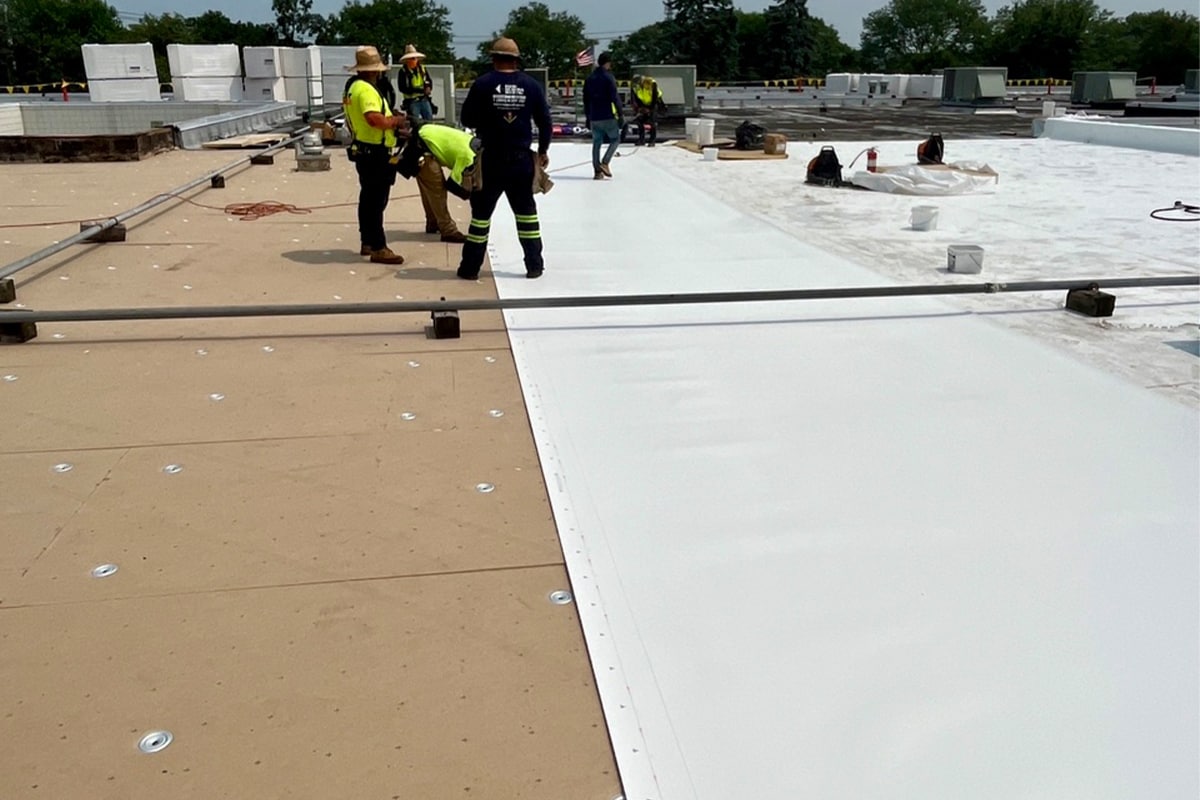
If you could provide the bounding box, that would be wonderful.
[397,44,434,121]
[457,36,552,280]
[343,45,407,265]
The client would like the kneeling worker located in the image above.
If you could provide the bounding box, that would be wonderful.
[344,45,407,265]
[397,122,477,244]
[630,74,666,147]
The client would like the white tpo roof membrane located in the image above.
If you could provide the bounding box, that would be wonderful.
[486,141,1199,799]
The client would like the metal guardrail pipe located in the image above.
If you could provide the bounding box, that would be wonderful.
[0,131,307,283]
[1,277,1195,324]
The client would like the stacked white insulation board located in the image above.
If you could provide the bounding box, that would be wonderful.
[482,140,1199,799]
[243,46,323,107]
[168,44,242,102]
[81,43,161,102]
[317,46,361,107]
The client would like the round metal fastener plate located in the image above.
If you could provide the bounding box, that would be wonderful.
[138,730,173,753]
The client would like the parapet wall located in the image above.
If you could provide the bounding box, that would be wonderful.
[1041,116,1200,156]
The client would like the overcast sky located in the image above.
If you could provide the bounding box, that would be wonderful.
[111,0,1195,56]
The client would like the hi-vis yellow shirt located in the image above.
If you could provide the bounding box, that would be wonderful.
[418,125,476,184]
[344,79,397,148]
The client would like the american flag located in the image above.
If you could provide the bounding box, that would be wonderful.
[575,46,594,67]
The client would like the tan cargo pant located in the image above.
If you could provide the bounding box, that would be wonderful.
[416,157,462,236]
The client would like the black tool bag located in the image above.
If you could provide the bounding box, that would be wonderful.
[735,120,767,151]
[918,133,945,165]
[806,146,842,186]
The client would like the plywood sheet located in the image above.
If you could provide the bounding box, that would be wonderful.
[717,149,788,161]
[0,567,620,800]
[4,429,563,606]
[200,133,291,149]
[1,340,520,452]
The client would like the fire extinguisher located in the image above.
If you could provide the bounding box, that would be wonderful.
[866,148,877,173]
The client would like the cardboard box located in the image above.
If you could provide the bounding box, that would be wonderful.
[764,133,787,155]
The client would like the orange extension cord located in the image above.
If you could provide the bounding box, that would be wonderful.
[0,190,419,229]
[0,147,635,230]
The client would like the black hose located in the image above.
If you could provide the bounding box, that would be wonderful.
[1150,201,1200,222]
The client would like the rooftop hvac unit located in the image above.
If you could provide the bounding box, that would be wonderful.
[1071,72,1137,105]
[940,67,1008,106]
[82,43,156,80]
[631,64,696,115]
[1184,69,1199,94]
[524,68,549,95]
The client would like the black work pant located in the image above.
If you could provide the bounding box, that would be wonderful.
[459,150,542,277]
[636,110,658,145]
[356,156,397,251]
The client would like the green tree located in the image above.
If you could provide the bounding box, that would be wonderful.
[273,0,316,46]
[808,18,859,74]
[608,21,674,76]
[860,0,988,72]
[328,0,453,63]
[1117,10,1199,84]
[735,11,768,80]
[664,0,740,81]
[763,0,813,78]
[120,13,197,82]
[987,0,1110,79]
[479,2,592,78]
[0,0,124,85]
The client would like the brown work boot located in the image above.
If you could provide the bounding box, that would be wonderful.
[593,169,605,180]
[440,231,467,244]
[599,162,612,178]
[425,221,439,234]
[359,245,372,256]
[369,247,405,265]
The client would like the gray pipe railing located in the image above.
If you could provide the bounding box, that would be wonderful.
[0,131,307,283]
[1,276,1195,324]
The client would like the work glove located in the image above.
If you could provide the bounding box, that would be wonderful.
[537,152,549,169]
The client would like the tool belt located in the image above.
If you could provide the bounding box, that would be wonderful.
[346,140,397,163]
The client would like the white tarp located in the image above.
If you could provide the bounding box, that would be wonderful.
[484,143,1199,800]
[850,162,999,195]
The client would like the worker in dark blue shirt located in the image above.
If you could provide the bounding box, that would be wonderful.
[457,36,552,280]
[583,52,622,179]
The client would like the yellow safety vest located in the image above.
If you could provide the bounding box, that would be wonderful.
[635,83,657,106]
[344,79,397,148]
[418,125,477,185]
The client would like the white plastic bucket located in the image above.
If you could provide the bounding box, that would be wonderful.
[702,147,718,162]
[948,245,985,274]
[697,119,715,146]
[910,205,939,231]
[685,118,700,143]
[1042,100,1056,118]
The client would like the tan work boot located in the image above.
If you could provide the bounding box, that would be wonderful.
[369,247,405,265]
[359,245,372,256]
[599,162,612,178]
[440,231,467,244]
